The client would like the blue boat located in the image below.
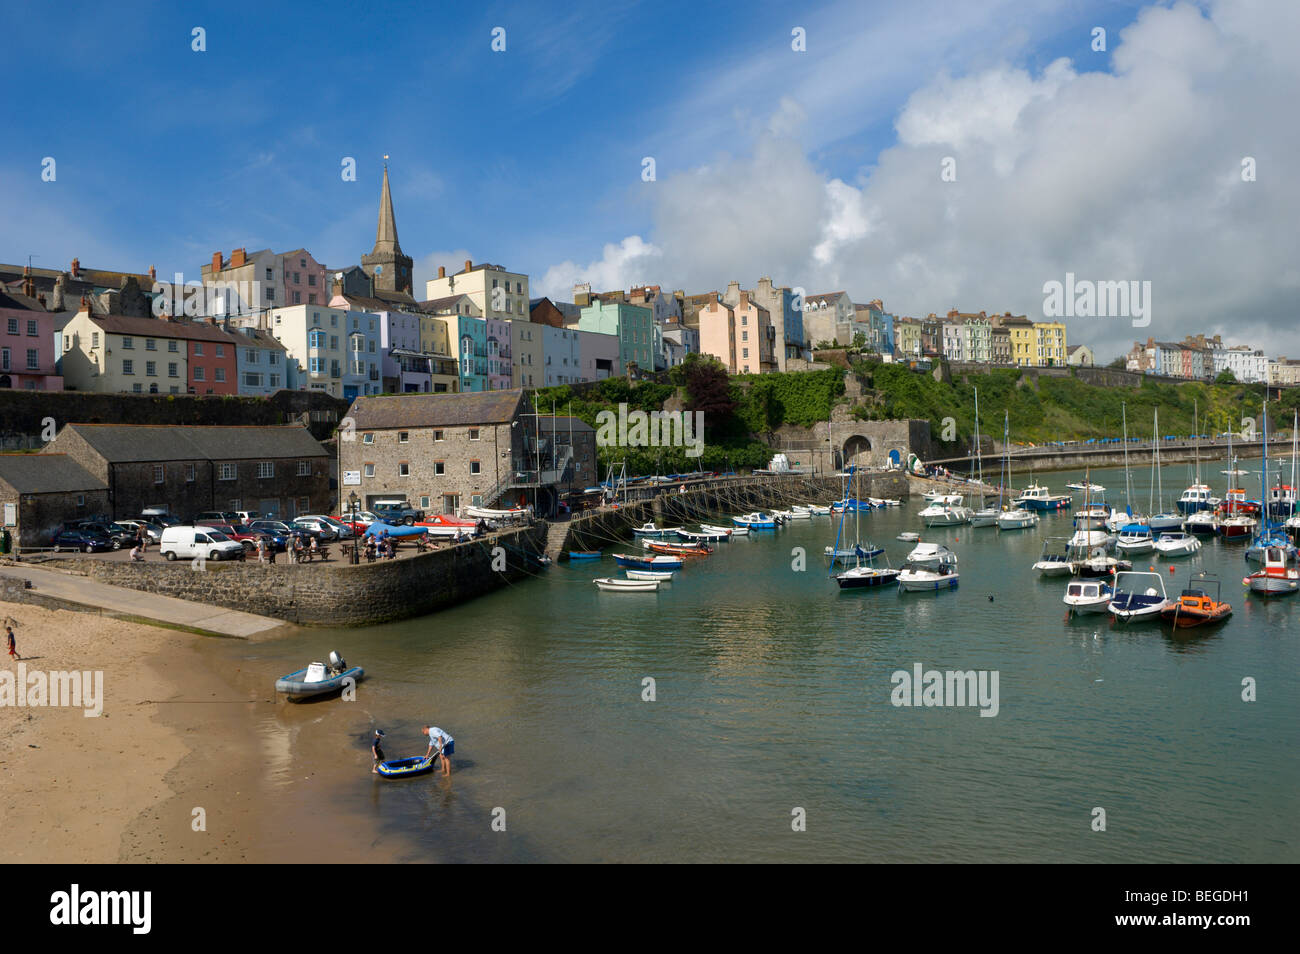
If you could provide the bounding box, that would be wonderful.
[614,553,684,570]
[274,653,363,701]
[364,521,430,538]
[376,756,434,779]
[567,550,602,560]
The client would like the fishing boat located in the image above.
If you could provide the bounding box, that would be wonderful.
[633,522,680,537]
[1108,571,1173,622]
[275,652,364,701]
[566,550,602,560]
[1033,538,1074,577]
[613,553,683,570]
[1185,509,1220,535]
[1243,545,1300,596]
[644,540,711,557]
[375,756,435,779]
[918,496,973,527]
[1012,483,1071,511]
[1161,575,1232,627]
[1153,531,1202,557]
[1178,401,1219,514]
[594,577,662,592]
[1064,579,1114,615]
[903,542,957,569]
[897,550,959,592]
[1217,489,1258,540]
[733,512,778,529]
[626,568,675,581]
[1114,523,1155,555]
[702,522,744,536]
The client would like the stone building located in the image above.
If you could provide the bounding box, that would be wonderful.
[538,416,597,494]
[342,389,572,516]
[0,453,109,547]
[43,423,330,521]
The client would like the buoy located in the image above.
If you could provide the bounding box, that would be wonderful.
[1169,565,1175,574]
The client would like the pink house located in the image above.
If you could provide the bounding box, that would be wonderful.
[0,287,62,390]
[485,317,512,389]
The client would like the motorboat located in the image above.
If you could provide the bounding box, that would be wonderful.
[1147,513,1184,531]
[1073,548,1131,578]
[702,522,744,536]
[1153,531,1202,557]
[643,540,711,557]
[1217,512,1257,541]
[633,522,681,537]
[904,542,956,569]
[1161,576,1232,627]
[594,577,662,592]
[625,568,675,581]
[1012,483,1071,511]
[1177,484,1219,514]
[918,498,973,527]
[733,512,778,529]
[1244,530,1296,564]
[1114,523,1155,555]
[897,555,959,592]
[1185,510,1219,535]
[1108,571,1173,622]
[1065,481,1106,493]
[1072,504,1110,530]
[781,507,812,520]
[1064,579,1114,615]
[1244,545,1300,596]
[1033,539,1075,577]
[896,531,920,542]
[996,508,1038,530]
[1267,484,1297,519]
[275,652,363,701]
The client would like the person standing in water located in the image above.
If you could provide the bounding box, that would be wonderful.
[422,725,454,776]
[6,625,17,660]
[372,729,386,774]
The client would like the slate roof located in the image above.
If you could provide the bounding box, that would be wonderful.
[0,453,107,494]
[56,424,328,463]
[345,390,526,430]
[538,416,595,433]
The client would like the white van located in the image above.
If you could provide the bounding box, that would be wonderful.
[159,526,245,562]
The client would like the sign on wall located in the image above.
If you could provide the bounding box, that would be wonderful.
[3,502,15,527]
[342,470,361,486]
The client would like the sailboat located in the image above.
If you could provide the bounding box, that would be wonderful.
[1106,403,1148,533]
[1268,408,1298,518]
[1286,410,1300,533]
[969,389,1000,528]
[1178,399,1218,515]
[996,411,1038,530]
[1217,417,1258,541]
[1072,467,1109,529]
[828,460,888,572]
[1148,409,1183,531]
[1245,401,1295,563]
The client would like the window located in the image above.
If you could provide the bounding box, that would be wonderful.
[243,372,264,388]
[186,464,196,483]
[266,289,274,301]
[219,463,236,481]
[122,337,134,349]
[215,367,225,382]
[363,463,375,478]
[419,496,430,509]
[0,348,7,371]
[168,363,178,378]
[293,291,301,304]
[64,335,70,350]
[470,460,481,475]
[742,331,748,341]
[92,332,99,348]
[330,336,338,350]
[145,338,157,351]
[27,319,38,336]
[168,340,178,352]
[398,462,410,477]
[266,268,273,281]
[293,272,301,283]
[5,318,15,334]
[194,366,205,381]
[215,344,224,357]
[433,429,444,441]
[133,383,143,393]
[434,461,445,476]
[122,359,134,374]
[146,360,157,376]
[308,274,316,286]
[297,461,311,476]
[257,462,274,479]
[471,494,483,507]
[398,431,409,443]
[742,348,749,358]
[153,465,164,484]
[310,357,323,374]
[468,428,480,441]
[362,432,374,444]
[26,349,38,370]
[270,374,281,387]
[309,330,325,348]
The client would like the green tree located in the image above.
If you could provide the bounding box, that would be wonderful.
[1214,369,1237,385]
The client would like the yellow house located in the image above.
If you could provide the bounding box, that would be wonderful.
[59,307,189,393]
[1033,320,1067,367]
[993,314,1036,366]
[416,314,460,393]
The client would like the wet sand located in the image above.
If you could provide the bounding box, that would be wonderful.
[0,601,410,864]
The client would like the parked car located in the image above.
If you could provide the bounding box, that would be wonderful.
[51,527,114,553]
[193,511,241,525]
[64,520,135,550]
[195,521,270,552]
[249,520,308,551]
[292,516,337,541]
[234,510,260,524]
[141,510,181,528]
[372,500,425,526]
[308,515,354,539]
[118,519,164,543]
[335,510,382,534]
[158,526,245,562]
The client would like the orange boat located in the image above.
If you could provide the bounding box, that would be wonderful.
[644,540,711,557]
[1160,576,1232,628]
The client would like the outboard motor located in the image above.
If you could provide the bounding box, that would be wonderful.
[328,651,346,673]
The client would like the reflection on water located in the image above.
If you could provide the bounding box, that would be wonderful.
[224,465,1299,862]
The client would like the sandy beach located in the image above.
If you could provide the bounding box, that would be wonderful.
[0,600,413,864]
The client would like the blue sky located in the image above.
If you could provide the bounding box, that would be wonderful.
[5,1,1294,360]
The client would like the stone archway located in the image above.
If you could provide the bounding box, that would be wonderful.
[842,435,873,470]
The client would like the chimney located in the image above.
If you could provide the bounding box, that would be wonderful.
[21,265,35,299]
[70,257,80,278]
[231,248,246,268]
[438,265,446,279]
[79,293,89,312]
[212,252,223,271]
[149,265,156,280]
[37,293,46,308]
[740,290,749,307]
[463,259,472,273]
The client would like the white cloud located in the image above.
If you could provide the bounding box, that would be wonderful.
[536,236,663,299]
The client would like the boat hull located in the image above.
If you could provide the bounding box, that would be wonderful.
[836,568,900,589]
[898,573,959,592]
[275,666,364,700]
[376,756,435,778]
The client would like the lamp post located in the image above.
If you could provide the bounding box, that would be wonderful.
[348,491,360,564]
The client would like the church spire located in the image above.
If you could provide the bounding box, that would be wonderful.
[361,160,414,297]
[374,163,401,254]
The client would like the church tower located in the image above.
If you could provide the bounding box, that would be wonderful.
[361,164,414,296]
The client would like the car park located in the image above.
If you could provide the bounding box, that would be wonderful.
[194,511,241,525]
[308,515,354,539]
[66,520,136,550]
[249,520,308,550]
[292,516,337,541]
[52,527,115,553]
[196,521,271,552]
[158,526,245,562]
[234,510,260,524]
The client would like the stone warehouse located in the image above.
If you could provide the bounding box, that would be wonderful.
[0,453,109,547]
[43,423,330,521]
[342,389,576,516]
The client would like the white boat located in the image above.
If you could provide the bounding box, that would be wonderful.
[702,522,744,536]
[1244,545,1300,596]
[1033,539,1075,576]
[625,569,674,581]
[1074,548,1131,578]
[1108,571,1172,621]
[918,498,973,526]
[1069,528,1115,551]
[1185,510,1219,535]
[904,542,956,569]
[633,522,681,537]
[781,508,812,520]
[1073,504,1110,529]
[969,507,1000,527]
[897,549,959,592]
[1153,531,1202,557]
[466,505,528,520]
[996,508,1038,530]
[733,512,778,528]
[1065,482,1106,493]
[868,497,901,507]
[921,490,963,504]
[805,504,832,516]
[897,531,920,542]
[594,577,661,592]
[1114,523,1155,555]
[1064,579,1114,615]
[678,527,730,542]
[1177,484,1219,514]
[1146,408,1183,531]
[836,562,901,588]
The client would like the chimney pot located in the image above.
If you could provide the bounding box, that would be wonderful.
[438,265,446,279]
[212,252,223,271]
[464,259,472,272]
[70,257,80,277]
[149,265,157,280]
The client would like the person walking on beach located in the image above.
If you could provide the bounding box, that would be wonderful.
[372,729,386,774]
[6,625,17,660]
[422,725,454,776]
[256,536,267,564]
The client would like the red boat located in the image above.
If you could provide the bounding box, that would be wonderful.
[1161,577,1233,627]
[644,540,711,557]
[417,514,478,529]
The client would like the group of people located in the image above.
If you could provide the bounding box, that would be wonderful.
[363,531,398,561]
[371,725,454,777]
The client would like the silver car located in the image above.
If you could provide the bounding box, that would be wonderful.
[292,516,338,541]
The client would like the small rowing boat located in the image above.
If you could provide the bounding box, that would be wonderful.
[614,553,684,570]
[566,550,602,560]
[644,540,711,557]
[594,577,661,592]
[625,569,674,581]
[376,756,435,779]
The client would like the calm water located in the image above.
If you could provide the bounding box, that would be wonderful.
[227,463,1299,862]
